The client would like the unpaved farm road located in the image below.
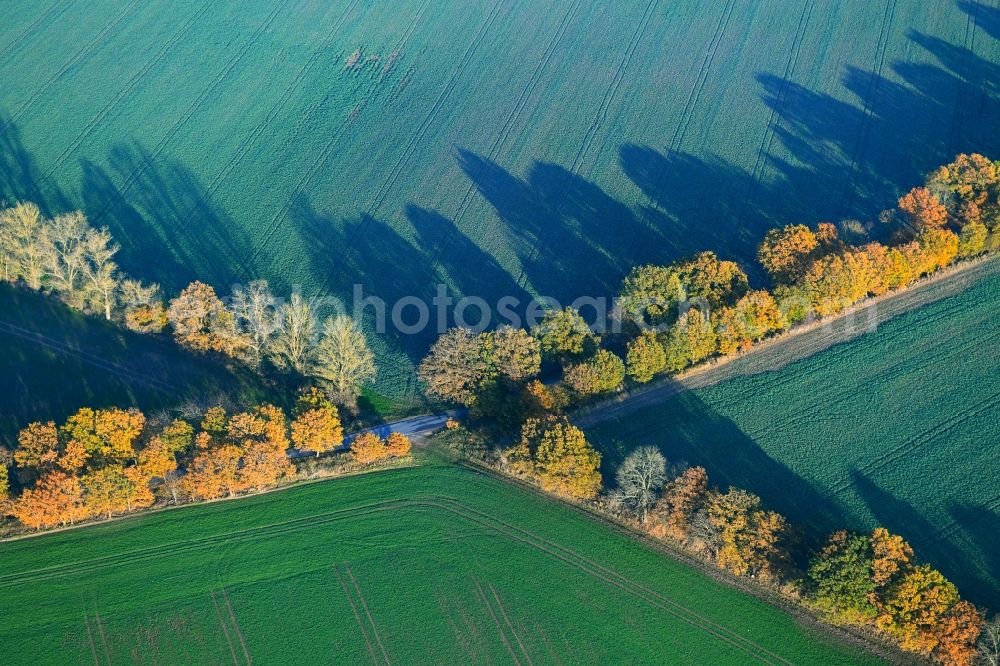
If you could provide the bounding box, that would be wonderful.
[575,255,1000,428]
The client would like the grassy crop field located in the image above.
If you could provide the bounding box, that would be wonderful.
[0,464,883,665]
[586,269,1000,611]
[2,0,999,402]
[0,284,275,441]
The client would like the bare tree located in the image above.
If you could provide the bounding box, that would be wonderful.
[312,315,376,406]
[43,211,90,306]
[980,616,1000,666]
[230,280,279,367]
[270,291,319,374]
[0,202,48,289]
[81,227,120,320]
[613,446,667,520]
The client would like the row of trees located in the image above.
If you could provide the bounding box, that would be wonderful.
[601,448,987,665]
[0,202,156,321]
[1,390,410,530]
[418,154,1000,419]
[167,281,377,406]
[0,203,379,407]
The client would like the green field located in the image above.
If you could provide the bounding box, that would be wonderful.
[586,269,1000,611]
[0,464,882,665]
[0,284,275,441]
[2,0,999,400]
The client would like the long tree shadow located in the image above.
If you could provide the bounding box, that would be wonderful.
[0,114,69,213]
[457,149,665,300]
[852,474,1000,610]
[590,385,844,535]
[79,142,256,293]
[0,283,273,443]
[961,0,1000,41]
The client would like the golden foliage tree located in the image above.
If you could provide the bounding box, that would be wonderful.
[705,488,789,580]
[757,224,820,283]
[625,331,667,383]
[350,432,390,465]
[385,432,412,458]
[878,565,960,654]
[167,281,242,356]
[510,417,602,500]
[649,466,709,540]
[899,187,949,232]
[12,470,85,529]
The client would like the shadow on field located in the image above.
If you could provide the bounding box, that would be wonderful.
[0,115,69,213]
[964,0,1000,40]
[618,26,1000,287]
[0,284,273,444]
[457,149,665,301]
[594,383,843,533]
[594,389,1000,609]
[79,142,257,293]
[852,474,1000,609]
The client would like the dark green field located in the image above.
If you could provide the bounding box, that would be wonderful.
[0,464,881,665]
[587,270,1000,610]
[2,0,999,399]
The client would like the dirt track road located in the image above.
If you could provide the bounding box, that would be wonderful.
[575,255,1000,428]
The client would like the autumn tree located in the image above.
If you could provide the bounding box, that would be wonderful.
[625,332,667,383]
[927,153,1000,222]
[60,407,146,464]
[82,465,137,518]
[878,565,960,654]
[385,432,412,458]
[715,290,785,355]
[705,488,789,580]
[663,307,717,371]
[757,224,820,284]
[0,462,10,509]
[619,264,684,327]
[230,404,293,492]
[531,307,599,361]
[649,466,709,541]
[13,421,60,476]
[673,251,749,308]
[290,388,343,455]
[489,325,541,381]
[418,328,493,405]
[183,444,242,500]
[12,470,85,529]
[312,315,376,406]
[871,527,914,589]
[917,228,960,273]
[958,221,988,258]
[564,350,624,396]
[350,432,390,465]
[508,417,602,500]
[899,187,949,232]
[611,446,666,520]
[120,279,168,333]
[168,281,242,356]
[931,601,982,666]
